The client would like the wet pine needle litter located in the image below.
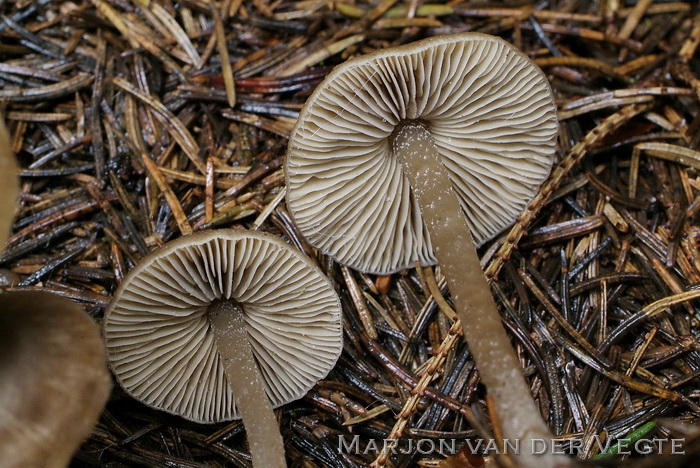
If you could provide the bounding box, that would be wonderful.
[1,0,700,467]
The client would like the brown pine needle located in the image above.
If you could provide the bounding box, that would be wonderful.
[618,0,654,41]
[140,153,192,236]
[211,3,236,108]
[205,156,215,223]
[114,77,205,173]
[423,266,457,321]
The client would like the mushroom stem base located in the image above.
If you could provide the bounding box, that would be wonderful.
[393,123,566,468]
[208,300,286,468]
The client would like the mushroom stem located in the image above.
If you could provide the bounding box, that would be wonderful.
[208,300,286,468]
[393,123,562,468]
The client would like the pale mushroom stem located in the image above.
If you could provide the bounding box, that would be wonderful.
[393,123,560,468]
[208,300,286,468]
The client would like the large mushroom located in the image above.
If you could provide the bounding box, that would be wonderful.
[286,33,565,466]
[0,120,111,467]
[103,229,343,468]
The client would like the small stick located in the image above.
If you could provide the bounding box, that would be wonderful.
[422,266,456,321]
[679,15,700,62]
[614,54,663,75]
[196,0,235,69]
[277,35,365,77]
[341,266,378,340]
[634,142,700,170]
[250,190,285,230]
[140,153,192,236]
[205,156,215,224]
[28,133,92,169]
[374,18,442,29]
[486,394,509,465]
[0,74,92,102]
[617,0,653,41]
[534,57,633,83]
[157,167,240,189]
[211,3,236,108]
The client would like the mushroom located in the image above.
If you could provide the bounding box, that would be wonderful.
[286,33,565,467]
[103,229,343,468]
[0,292,112,468]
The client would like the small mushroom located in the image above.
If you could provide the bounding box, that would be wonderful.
[286,33,565,467]
[104,229,343,468]
[0,291,112,468]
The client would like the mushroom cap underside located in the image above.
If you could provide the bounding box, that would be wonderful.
[104,229,343,424]
[286,32,558,274]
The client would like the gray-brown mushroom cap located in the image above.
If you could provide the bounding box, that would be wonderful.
[104,229,343,424]
[0,291,112,468]
[286,32,558,275]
